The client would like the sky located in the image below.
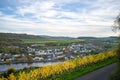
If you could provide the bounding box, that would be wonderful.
[0,0,120,37]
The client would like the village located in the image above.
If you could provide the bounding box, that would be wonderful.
[0,41,111,64]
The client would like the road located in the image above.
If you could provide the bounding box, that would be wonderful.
[76,63,116,80]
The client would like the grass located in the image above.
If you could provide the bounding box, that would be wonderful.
[49,57,116,80]
[34,46,65,50]
[22,38,83,44]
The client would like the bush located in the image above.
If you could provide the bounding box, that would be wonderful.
[110,71,120,80]
[1,67,16,78]
[7,67,16,75]
[6,59,11,64]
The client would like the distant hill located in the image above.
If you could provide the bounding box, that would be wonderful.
[0,33,75,40]
[40,35,75,40]
[0,32,118,40]
[77,36,118,41]
[0,33,41,39]
[77,37,97,40]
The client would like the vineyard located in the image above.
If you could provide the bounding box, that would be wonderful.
[0,50,116,80]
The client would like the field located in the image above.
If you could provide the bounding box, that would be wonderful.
[34,46,65,50]
[22,38,83,44]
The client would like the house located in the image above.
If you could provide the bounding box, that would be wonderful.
[35,50,46,55]
[33,57,44,61]
[55,52,63,55]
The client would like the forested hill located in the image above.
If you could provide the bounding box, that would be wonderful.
[0,33,74,40]
[0,33,118,40]
[0,33,40,39]
[77,37,97,40]
[77,36,118,41]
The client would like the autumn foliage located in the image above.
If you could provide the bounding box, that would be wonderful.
[0,51,116,80]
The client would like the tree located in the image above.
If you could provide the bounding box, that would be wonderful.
[0,46,9,53]
[112,14,120,32]
[28,55,33,61]
[110,14,120,80]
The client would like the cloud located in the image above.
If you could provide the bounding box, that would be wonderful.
[0,0,120,37]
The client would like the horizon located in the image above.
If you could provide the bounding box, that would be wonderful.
[0,32,118,38]
[0,0,120,37]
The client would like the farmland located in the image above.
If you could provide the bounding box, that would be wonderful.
[22,38,83,44]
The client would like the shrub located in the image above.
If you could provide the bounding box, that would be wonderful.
[7,67,16,75]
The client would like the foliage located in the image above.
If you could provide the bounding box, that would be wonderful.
[5,59,11,64]
[57,57,116,80]
[0,33,40,39]
[0,50,116,80]
[110,42,120,80]
[0,45,27,54]
[110,13,120,80]
[112,13,120,32]
[1,67,16,78]
[7,67,16,75]
[28,56,33,61]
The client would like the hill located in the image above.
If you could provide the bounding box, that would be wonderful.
[0,33,80,45]
[77,37,97,40]
[0,33,40,39]
[77,36,118,41]
[40,35,75,40]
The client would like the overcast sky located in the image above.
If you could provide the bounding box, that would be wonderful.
[0,0,120,37]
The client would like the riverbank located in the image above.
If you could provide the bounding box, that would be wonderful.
[0,59,65,65]
[1,57,116,79]
[0,50,116,80]
[0,61,62,74]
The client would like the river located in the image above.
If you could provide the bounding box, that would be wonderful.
[0,62,60,73]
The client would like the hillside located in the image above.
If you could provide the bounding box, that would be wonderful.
[77,36,118,42]
[0,33,76,40]
[0,33,81,44]
[0,33,40,39]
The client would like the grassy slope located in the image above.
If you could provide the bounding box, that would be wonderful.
[50,57,116,80]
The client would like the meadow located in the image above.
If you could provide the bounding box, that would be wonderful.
[22,38,83,44]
